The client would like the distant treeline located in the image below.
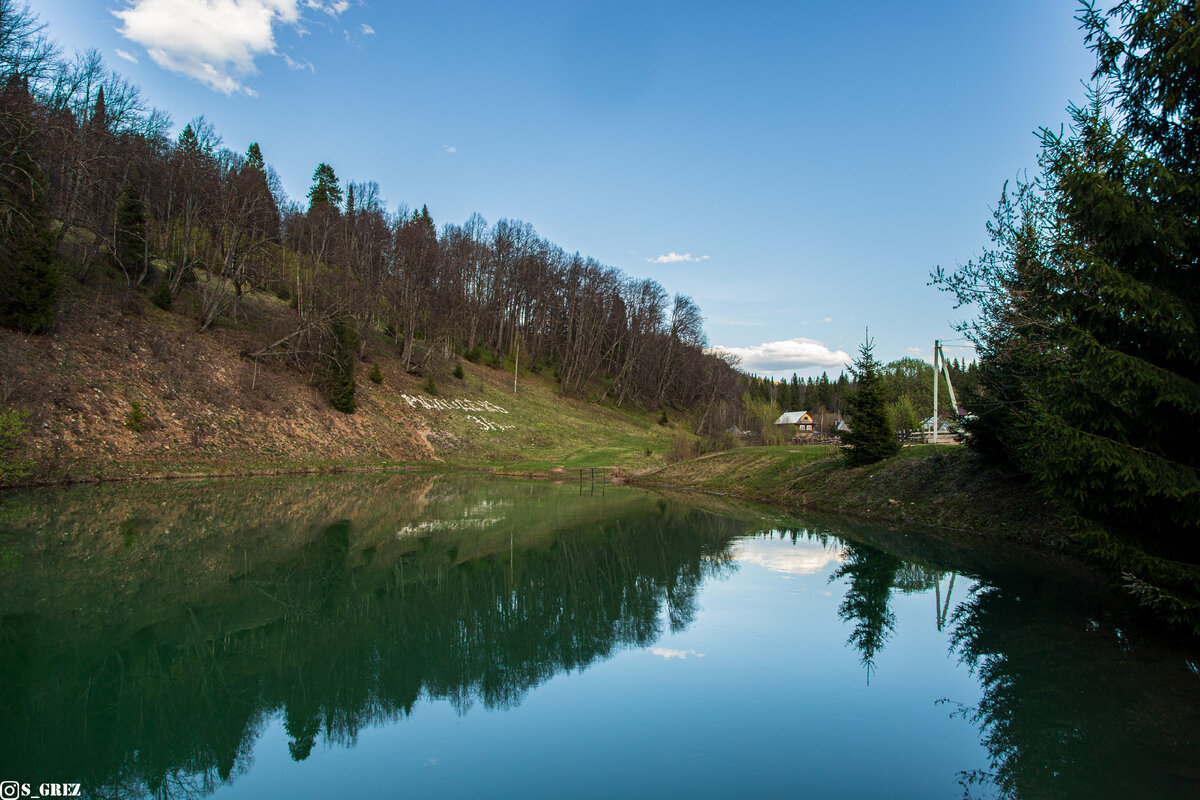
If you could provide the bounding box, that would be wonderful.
[0,2,742,428]
[743,357,979,434]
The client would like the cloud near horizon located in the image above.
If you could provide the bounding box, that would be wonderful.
[733,538,843,576]
[647,252,708,264]
[113,0,350,95]
[649,647,704,660]
[708,338,851,374]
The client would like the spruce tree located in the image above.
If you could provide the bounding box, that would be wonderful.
[0,73,58,332]
[245,142,265,171]
[840,333,900,466]
[937,1,1200,624]
[323,320,357,413]
[307,162,342,210]
[113,176,146,282]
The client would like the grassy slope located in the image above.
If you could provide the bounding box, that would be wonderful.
[1,273,675,483]
[3,270,1060,557]
[631,444,1068,549]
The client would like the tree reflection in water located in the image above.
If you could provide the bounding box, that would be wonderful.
[949,579,1200,799]
[2,479,1198,800]
[0,477,743,800]
[832,541,902,681]
[818,518,1200,800]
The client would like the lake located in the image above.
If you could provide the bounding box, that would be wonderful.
[0,472,1197,799]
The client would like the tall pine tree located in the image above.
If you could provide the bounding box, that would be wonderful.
[937,1,1200,625]
[840,333,900,466]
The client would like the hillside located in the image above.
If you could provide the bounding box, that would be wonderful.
[631,444,1068,549]
[1,275,676,484]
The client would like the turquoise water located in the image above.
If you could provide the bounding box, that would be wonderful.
[0,473,1196,798]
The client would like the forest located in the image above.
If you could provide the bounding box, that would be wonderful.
[0,0,749,431]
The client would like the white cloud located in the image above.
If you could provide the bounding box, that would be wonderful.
[361,23,375,35]
[282,53,313,71]
[906,346,923,357]
[708,338,851,374]
[309,0,348,14]
[112,0,350,95]
[115,48,139,63]
[650,647,705,660]
[821,316,833,323]
[443,144,457,154]
[647,252,709,264]
[734,538,843,576]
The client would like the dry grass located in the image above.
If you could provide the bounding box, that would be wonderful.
[1,273,677,484]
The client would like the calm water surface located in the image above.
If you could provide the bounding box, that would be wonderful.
[0,473,1196,799]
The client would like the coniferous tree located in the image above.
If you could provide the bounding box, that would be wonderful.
[245,141,264,171]
[113,175,146,282]
[307,162,342,210]
[323,319,357,413]
[936,1,1200,624]
[91,85,105,129]
[0,72,58,332]
[840,333,900,466]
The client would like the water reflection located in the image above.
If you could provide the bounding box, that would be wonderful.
[805,517,1200,799]
[833,541,903,679]
[0,479,1196,799]
[0,475,744,798]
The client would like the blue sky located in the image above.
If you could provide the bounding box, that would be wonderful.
[30,0,1096,377]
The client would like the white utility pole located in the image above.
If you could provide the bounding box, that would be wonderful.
[933,339,939,445]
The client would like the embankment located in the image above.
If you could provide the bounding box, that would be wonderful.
[628,445,1069,550]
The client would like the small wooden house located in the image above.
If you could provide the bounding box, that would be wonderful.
[774,410,815,436]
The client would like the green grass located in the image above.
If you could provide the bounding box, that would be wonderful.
[422,361,675,473]
[633,443,1064,547]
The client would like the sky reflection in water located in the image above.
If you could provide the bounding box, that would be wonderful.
[0,473,1196,799]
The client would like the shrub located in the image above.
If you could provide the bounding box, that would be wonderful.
[369,361,383,384]
[125,402,147,432]
[149,276,173,310]
[453,363,464,380]
[0,409,30,482]
[667,434,701,464]
[658,408,669,426]
[424,375,438,396]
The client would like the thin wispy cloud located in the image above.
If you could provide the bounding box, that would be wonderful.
[708,338,851,374]
[647,252,709,264]
[443,144,457,154]
[115,48,138,64]
[906,346,923,357]
[308,0,348,15]
[361,23,375,35]
[821,317,833,323]
[112,0,351,95]
[282,53,313,71]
